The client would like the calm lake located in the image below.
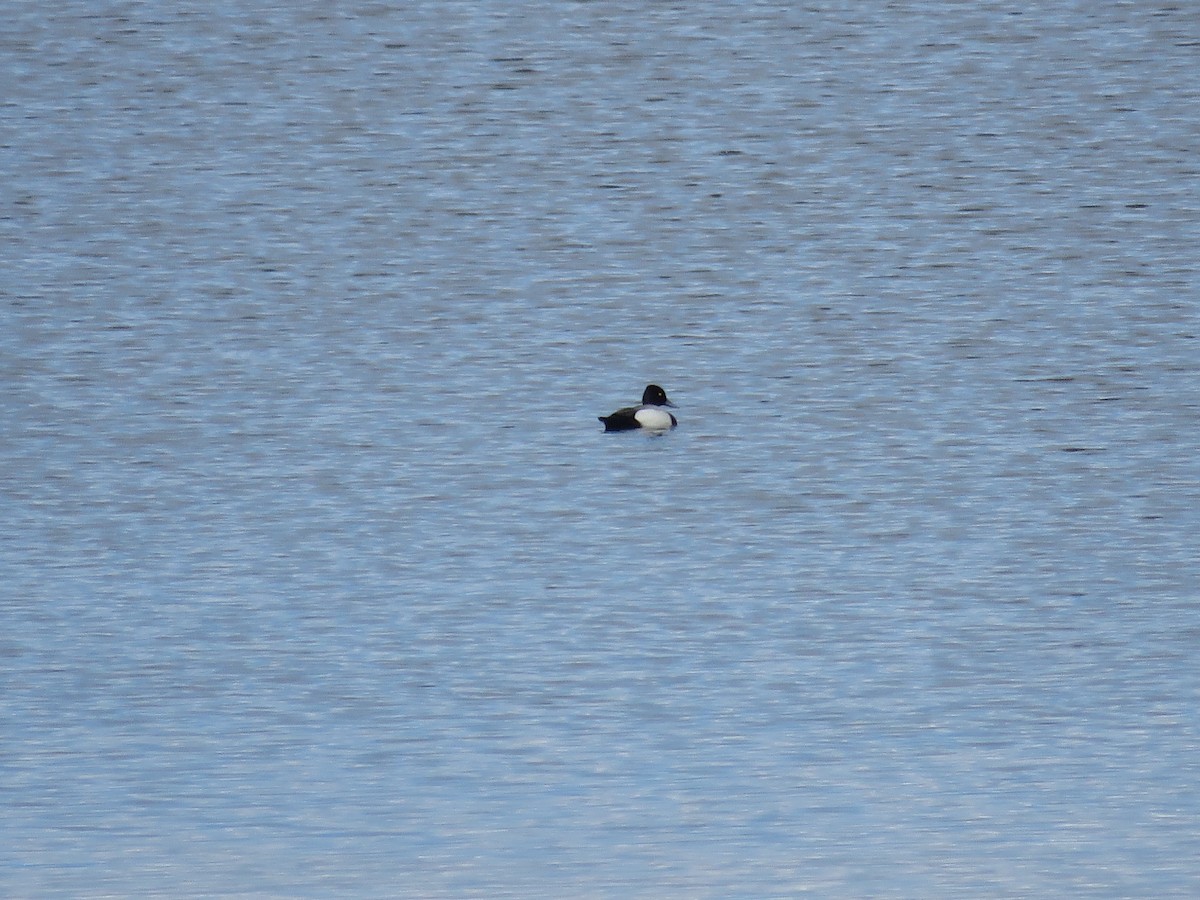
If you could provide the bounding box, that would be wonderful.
[3,0,1199,896]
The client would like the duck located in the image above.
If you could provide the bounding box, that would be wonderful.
[599,384,678,432]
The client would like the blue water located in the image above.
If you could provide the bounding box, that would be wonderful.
[3,1,1199,896]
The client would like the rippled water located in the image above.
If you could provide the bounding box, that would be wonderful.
[3,1,1199,896]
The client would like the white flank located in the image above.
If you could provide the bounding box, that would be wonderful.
[634,407,674,430]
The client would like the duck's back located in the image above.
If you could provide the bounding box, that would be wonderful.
[599,407,640,431]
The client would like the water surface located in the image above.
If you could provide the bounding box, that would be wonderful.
[3,1,1199,896]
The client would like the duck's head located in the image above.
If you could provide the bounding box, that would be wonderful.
[642,384,676,408]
